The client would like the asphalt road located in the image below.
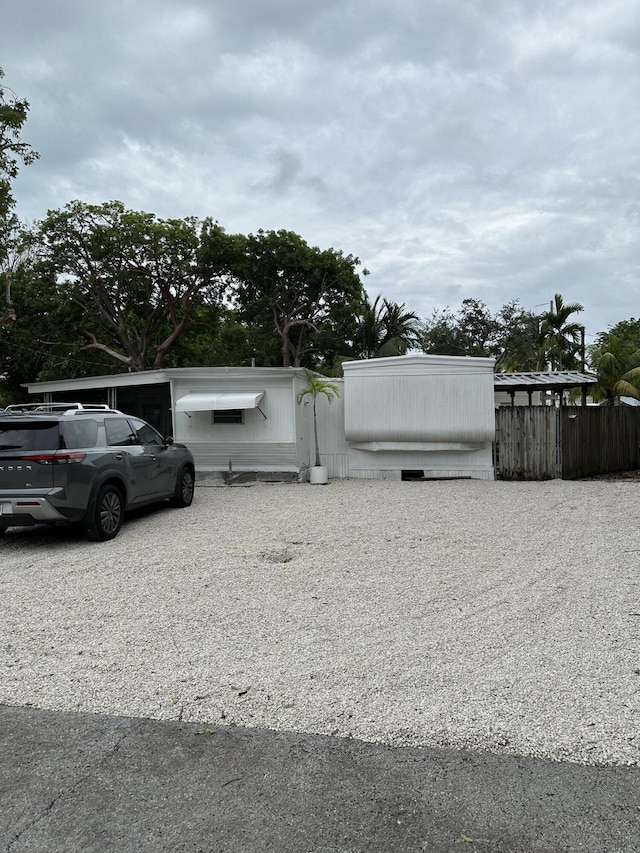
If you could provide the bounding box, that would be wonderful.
[1,704,639,852]
[3,479,640,851]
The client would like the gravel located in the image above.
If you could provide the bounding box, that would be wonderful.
[1,478,639,766]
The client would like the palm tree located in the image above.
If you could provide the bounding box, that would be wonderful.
[297,369,340,467]
[352,295,421,359]
[378,299,421,355]
[352,294,385,359]
[539,294,585,370]
[589,334,640,405]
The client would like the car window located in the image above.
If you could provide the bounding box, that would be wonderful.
[105,418,140,447]
[60,419,99,449]
[0,421,60,451]
[128,418,164,448]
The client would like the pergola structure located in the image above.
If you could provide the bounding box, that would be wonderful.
[494,371,598,407]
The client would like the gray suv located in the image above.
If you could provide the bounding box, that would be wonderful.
[0,403,195,541]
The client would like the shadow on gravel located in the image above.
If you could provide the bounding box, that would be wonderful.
[1,705,638,853]
[0,502,177,549]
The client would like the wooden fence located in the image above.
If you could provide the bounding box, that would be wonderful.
[495,406,640,480]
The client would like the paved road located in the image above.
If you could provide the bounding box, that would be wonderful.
[1,705,639,852]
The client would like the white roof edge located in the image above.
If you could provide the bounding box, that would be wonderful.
[342,354,496,374]
[24,366,309,393]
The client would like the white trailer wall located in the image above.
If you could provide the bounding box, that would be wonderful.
[340,354,496,479]
[171,370,311,474]
[26,360,496,480]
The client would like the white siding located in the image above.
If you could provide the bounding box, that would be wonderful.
[344,356,495,444]
[172,373,312,474]
[314,380,348,478]
[25,361,496,480]
[339,355,496,480]
[190,442,300,473]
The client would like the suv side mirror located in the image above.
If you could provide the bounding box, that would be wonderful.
[164,435,174,446]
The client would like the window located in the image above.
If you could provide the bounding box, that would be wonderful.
[0,422,60,451]
[61,420,99,449]
[105,418,139,447]
[128,417,164,448]
[212,409,244,425]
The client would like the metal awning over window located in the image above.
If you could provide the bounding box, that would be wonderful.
[175,391,265,412]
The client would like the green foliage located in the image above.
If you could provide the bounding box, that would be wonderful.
[588,332,640,405]
[231,229,367,367]
[594,318,640,354]
[539,293,585,370]
[494,300,545,371]
[36,201,237,370]
[352,294,421,360]
[0,257,121,404]
[164,304,279,368]
[419,298,542,370]
[0,67,39,229]
[297,368,340,467]
[1,67,39,322]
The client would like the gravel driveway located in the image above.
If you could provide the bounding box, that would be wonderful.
[1,478,638,767]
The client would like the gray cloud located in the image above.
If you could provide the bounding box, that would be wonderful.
[3,0,640,339]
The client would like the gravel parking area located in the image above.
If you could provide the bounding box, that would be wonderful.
[1,478,639,766]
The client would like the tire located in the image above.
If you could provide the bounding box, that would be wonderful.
[170,466,195,508]
[83,484,124,541]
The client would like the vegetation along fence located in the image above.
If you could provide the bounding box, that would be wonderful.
[495,406,640,480]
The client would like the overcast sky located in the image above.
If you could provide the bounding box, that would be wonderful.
[3,0,640,342]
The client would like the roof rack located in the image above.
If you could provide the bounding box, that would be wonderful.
[2,402,121,415]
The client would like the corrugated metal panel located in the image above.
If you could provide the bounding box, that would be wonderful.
[321,453,350,478]
[189,441,299,472]
[344,372,495,443]
[306,381,348,477]
[494,371,596,390]
[347,469,402,480]
[175,391,264,411]
[343,354,495,376]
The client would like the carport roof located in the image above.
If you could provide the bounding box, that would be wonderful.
[494,371,597,393]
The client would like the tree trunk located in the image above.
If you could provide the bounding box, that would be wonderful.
[312,399,320,466]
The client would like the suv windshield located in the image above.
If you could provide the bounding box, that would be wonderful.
[0,421,60,451]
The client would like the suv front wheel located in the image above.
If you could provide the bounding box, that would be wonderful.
[170,465,195,508]
[83,484,124,541]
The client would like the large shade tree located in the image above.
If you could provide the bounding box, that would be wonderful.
[1,67,39,321]
[231,229,367,368]
[419,298,543,370]
[0,258,115,405]
[36,200,237,371]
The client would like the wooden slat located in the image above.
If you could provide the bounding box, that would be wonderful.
[495,407,557,480]
[497,406,640,480]
[560,408,640,478]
